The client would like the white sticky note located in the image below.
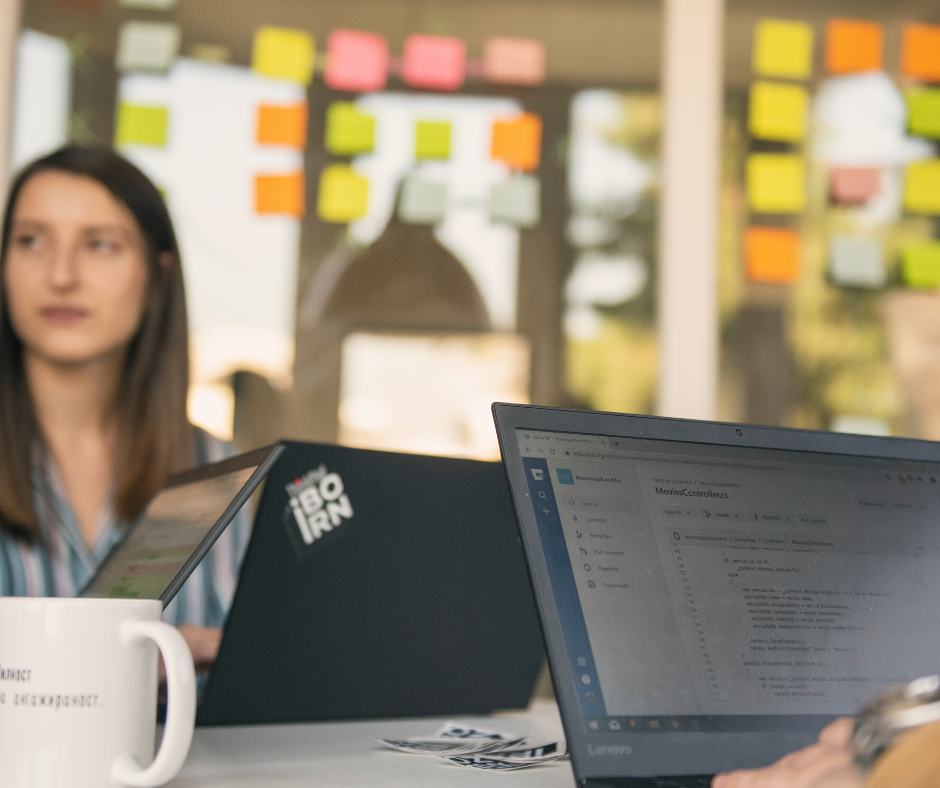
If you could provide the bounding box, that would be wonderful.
[398,177,447,225]
[116,21,181,73]
[829,235,886,289]
[119,0,178,9]
[490,175,540,228]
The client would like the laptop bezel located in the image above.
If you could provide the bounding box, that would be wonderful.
[80,442,284,605]
[492,403,940,780]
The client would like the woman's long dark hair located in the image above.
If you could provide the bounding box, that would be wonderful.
[0,146,194,539]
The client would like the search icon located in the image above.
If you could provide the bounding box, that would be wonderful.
[538,491,547,499]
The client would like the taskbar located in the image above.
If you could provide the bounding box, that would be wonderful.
[584,714,840,734]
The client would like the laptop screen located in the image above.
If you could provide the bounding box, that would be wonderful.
[514,427,940,737]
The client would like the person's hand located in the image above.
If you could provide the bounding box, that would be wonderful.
[711,718,863,788]
[158,625,223,681]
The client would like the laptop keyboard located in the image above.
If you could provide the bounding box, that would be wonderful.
[589,776,714,788]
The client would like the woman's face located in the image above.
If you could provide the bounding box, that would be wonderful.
[3,170,151,369]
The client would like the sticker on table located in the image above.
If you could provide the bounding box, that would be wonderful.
[902,242,940,289]
[748,81,808,142]
[830,167,881,204]
[825,19,883,75]
[828,235,885,289]
[401,34,466,91]
[491,113,542,172]
[325,102,375,156]
[906,89,940,139]
[752,19,814,80]
[744,226,800,284]
[483,37,546,86]
[901,23,940,83]
[746,154,806,214]
[255,171,305,217]
[398,177,447,225]
[114,103,169,147]
[415,120,451,160]
[317,165,369,222]
[115,21,180,72]
[490,175,540,228]
[324,30,389,92]
[256,103,308,149]
[903,159,940,215]
[252,26,315,86]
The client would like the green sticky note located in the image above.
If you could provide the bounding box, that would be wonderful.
[902,242,940,289]
[749,81,808,142]
[746,153,806,214]
[415,120,451,159]
[114,103,169,147]
[903,159,940,215]
[907,89,940,139]
[324,102,375,156]
[753,19,814,80]
[317,164,369,223]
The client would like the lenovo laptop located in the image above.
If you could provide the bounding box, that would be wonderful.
[493,403,940,786]
[81,444,284,603]
[196,440,545,725]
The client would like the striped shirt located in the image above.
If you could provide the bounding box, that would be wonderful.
[0,430,251,629]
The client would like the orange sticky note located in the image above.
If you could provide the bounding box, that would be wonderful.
[490,113,542,172]
[255,172,305,217]
[901,23,940,83]
[825,19,883,75]
[256,103,308,149]
[745,226,800,284]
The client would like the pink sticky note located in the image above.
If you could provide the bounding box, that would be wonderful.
[401,34,466,91]
[483,37,546,86]
[830,167,881,204]
[324,29,389,92]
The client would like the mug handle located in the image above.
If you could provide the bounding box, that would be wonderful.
[111,620,196,788]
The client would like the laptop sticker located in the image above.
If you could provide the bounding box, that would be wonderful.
[283,464,354,560]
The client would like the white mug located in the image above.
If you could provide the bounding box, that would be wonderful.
[0,597,196,787]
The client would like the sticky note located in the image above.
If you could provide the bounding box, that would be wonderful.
[324,102,375,156]
[829,235,885,289]
[483,37,546,86]
[115,21,180,72]
[902,242,940,289]
[748,82,808,142]
[490,175,541,228]
[415,120,451,160]
[907,89,940,139]
[114,103,169,147]
[256,103,308,149]
[401,34,466,91]
[746,154,805,214]
[744,226,800,284]
[491,113,542,172]
[119,0,176,8]
[830,167,881,204]
[324,30,389,92]
[903,160,940,215]
[398,177,447,224]
[252,26,315,86]
[317,165,369,222]
[255,172,305,217]
[901,23,940,83]
[825,19,883,75]
[752,19,814,80]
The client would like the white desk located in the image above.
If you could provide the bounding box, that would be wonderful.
[167,701,573,788]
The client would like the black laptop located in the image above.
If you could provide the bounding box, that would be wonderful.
[196,440,545,725]
[493,403,940,786]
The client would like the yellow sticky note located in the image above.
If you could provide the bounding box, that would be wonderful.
[903,160,940,215]
[747,154,805,214]
[748,82,808,142]
[114,103,169,147]
[415,120,451,159]
[252,26,315,85]
[325,103,375,156]
[317,165,369,223]
[753,19,814,80]
[902,242,940,289]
